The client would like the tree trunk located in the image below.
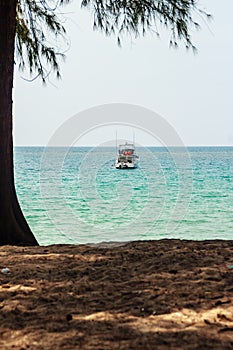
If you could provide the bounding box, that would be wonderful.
[0,1,38,245]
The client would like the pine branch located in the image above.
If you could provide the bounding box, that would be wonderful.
[81,0,212,49]
[15,0,211,82]
[16,0,70,82]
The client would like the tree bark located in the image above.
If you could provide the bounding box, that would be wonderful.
[0,0,38,245]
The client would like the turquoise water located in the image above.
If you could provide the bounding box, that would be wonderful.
[14,147,233,245]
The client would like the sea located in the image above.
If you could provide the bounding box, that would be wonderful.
[14,146,233,245]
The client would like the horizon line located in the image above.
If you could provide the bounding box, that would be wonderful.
[14,144,233,148]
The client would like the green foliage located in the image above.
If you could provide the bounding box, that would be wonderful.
[15,0,211,82]
[81,0,211,49]
[16,0,70,82]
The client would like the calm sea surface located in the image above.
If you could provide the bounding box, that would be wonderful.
[14,147,233,245]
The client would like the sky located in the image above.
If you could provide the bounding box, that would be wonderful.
[13,0,233,147]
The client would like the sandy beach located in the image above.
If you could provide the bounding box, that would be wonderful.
[0,239,233,349]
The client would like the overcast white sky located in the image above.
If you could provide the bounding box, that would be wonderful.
[13,0,233,146]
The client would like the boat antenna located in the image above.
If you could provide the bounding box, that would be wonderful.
[133,130,135,145]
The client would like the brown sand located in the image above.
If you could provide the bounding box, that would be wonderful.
[0,239,233,349]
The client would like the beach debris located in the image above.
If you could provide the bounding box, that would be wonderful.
[204,319,212,325]
[1,268,10,274]
[66,314,73,322]
[215,298,231,306]
[217,313,232,322]
[218,327,233,333]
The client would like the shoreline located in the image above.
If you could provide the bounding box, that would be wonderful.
[39,237,233,248]
[0,239,233,349]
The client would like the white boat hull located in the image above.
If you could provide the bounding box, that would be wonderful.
[115,141,139,169]
[115,160,138,169]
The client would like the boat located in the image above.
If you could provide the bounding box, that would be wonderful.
[115,142,139,169]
